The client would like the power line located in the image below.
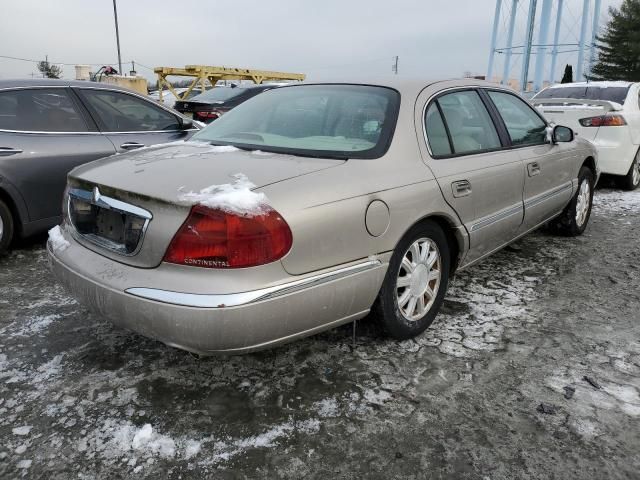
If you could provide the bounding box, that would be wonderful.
[0,53,149,69]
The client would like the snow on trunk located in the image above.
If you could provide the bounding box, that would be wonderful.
[177,173,270,217]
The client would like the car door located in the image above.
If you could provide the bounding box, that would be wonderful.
[73,87,197,153]
[417,86,525,265]
[0,87,115,226]
[485,89,574,232]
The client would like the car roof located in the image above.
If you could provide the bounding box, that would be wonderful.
[0,78,136,93]
[298,76,511,97]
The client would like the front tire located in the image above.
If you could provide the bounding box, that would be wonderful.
[619,149,640,191]
[373,221,450,340]
[550,166,594,236]
[0,199,14,255]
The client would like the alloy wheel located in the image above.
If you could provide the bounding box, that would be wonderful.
[395,237,442,321]
[575,178,591,227]
[0,215,3,242]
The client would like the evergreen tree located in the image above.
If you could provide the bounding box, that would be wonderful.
[561,64,573,83]
[37,59,62,79]
[589,0,640,81]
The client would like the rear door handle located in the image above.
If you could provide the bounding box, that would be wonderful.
[120,142,145,150]
[527,162,541,176]
[452,180,472,198]
[0,147,23,156]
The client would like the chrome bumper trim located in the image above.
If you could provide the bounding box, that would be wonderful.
[125,259,383,308]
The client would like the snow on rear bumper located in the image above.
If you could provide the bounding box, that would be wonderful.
[47,233,387,355]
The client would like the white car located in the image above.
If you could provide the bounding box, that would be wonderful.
[532,81,640,190]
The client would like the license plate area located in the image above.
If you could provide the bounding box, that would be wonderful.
[68,188,151,256]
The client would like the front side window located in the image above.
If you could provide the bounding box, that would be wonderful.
[192,85,400,159]
[488,91,547,146]
[0,88,87,132]
[78,89,180,132]
[431,90,501,155]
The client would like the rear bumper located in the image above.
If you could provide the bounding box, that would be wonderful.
[47,232,387,355]
[591,130,637,176]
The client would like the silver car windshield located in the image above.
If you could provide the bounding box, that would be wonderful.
[191,84,400,159]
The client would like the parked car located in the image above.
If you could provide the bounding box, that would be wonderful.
[48,78,597,354]
[0,79,199,254]
[174,84,278,123]
[532,81,640,190]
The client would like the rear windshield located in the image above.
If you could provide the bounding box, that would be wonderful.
[189,87,249,104]
[191,84,400,160]
[535,85,630,104]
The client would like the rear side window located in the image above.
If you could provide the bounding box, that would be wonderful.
[425,90,501,156]
[424,103,451,156]
[0,88,87,132]
[78,89,180,132]
[488,91,547,146]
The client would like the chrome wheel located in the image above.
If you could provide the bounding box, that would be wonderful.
[633,158,640,187]
[575,178,591,227]
[395,237,441,322]
[0,215,3,242]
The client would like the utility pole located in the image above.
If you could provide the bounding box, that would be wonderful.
[502,0,519,86]
[576,0,590,81]
[520,0,537,93]
[487,0,503,82]
[549,0,565,84]
[392,56,399,75]
[112,0,123,75]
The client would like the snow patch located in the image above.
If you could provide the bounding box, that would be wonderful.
[12,425,32,436]
[47,226,70,252]
[178,173,269,216]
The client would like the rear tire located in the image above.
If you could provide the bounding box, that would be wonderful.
[0,199,14,256]
[549,166,594,237]
[619,150,640,191]
[373,221,450,340]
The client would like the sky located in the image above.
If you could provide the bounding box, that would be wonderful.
[0,0,623,83]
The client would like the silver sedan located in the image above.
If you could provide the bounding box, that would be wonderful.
[48,78,598,354]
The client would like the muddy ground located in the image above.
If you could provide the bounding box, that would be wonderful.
[1,188,639,479]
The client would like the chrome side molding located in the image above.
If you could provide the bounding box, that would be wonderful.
[125,259,383,308]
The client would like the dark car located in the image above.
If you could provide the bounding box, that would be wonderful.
[0,79,199,254]
[174,84,278,123]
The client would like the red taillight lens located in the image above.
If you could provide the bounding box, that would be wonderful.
[163,206,293,268]
[579,114,627,127]
[195,110,224,120]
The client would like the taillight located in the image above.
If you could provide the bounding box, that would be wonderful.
[163,206,293,268]
[579,114,627,127]
[195,110,224,120]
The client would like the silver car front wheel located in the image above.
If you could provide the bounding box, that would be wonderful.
[395,238,441,322]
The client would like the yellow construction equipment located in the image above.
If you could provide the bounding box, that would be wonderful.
[154,65,306,102]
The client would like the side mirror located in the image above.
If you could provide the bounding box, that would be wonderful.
[552,125,574,143]
[179,116,194,130]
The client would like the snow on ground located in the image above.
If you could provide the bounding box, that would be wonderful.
[177,173,269,216]
[593,188,640,215]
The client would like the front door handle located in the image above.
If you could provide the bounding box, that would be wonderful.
[0,147,23,156]
[452,180,472,198]
[527,162,541,176]
[120,142,145,150]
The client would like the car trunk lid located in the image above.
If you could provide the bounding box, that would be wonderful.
[67,142,344,268]
[532,98,623,142]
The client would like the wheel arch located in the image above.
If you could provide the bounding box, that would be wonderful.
[398,213,465,275]
[581,156,597,177]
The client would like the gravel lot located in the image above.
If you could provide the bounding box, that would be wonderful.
[1,188,639,479]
